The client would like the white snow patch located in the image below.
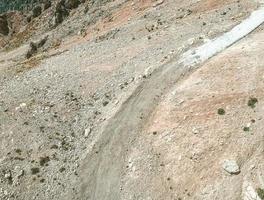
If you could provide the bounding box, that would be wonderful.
[179,8,264,67]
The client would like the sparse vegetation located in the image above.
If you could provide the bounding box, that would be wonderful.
[40,178,45,183]
[15,149,22,155]
[217,108,226,115]
[32,5,42,18]
[243,127,250,132]
[31,167,40,175]
[50,144,59,149]
[39,156,50,167]
[257,188,264,200]
[248,97,258,108]
[102,101,109,106]
[59,167,66,173]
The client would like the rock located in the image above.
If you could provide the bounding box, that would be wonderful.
[222,160,240,175]
[32,6,42,18]
[12,166,24,185]
[3,190,8,196]
[65,0,81,9]
[43,0,52,10]
[84,127,92,138]
[144,66,153,78]
[243,181,261,200]
[0,15,9,36]
[4,171,11,179]
[192,127,199,134]
[16,103,27,111]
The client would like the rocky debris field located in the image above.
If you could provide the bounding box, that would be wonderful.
[0,0,264,200]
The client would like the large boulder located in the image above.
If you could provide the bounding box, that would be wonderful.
[0,15,9,36]
[64,0,80,9]
[32,5,42,18]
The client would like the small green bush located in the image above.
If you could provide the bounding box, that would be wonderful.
[217,108,226,115]
[248,97,258,108]
[31,167,40,175]
[243,127,250,132]
[257,188,264,200]
[39,156,50,166]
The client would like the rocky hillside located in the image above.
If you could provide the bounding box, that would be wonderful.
[0,0,264,200]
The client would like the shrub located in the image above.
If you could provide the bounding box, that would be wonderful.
[257,188,264,200]
[31,167,40,174]
[243,127,250,132]
[217,108,225,115]
[248,97,258,108]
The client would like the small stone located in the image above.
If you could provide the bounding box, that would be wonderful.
[16,103,27,111]
[84,127,92,138]
[246,123,251,128]
[144,66,153,78]
[177,100,185,105]
[3,190,8,196]
[4,172,11,179]
[192,128,199,134]
[14,166,24,178]
[222,160,240,175]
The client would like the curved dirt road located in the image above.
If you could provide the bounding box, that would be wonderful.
[73,55,188,199]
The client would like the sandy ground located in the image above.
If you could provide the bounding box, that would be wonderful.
[0,0,263,199]
[128,26,264,200]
